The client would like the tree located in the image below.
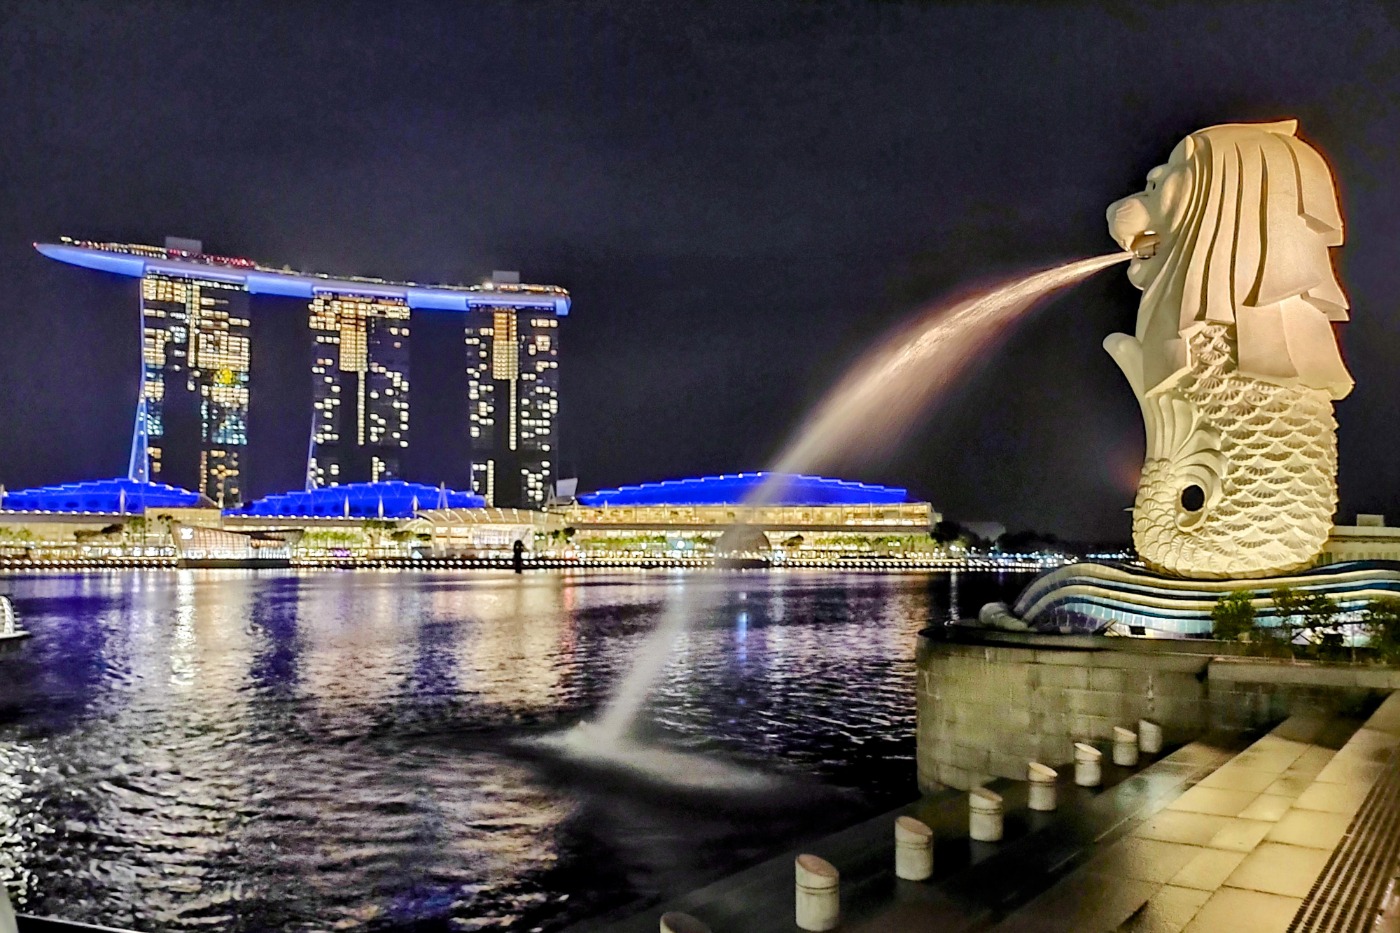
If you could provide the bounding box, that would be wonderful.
[931,521,964,546]
[1298,592,1344,659]
[1269,587,1344,659]
[1269,587,1303,648]
[998,529,1063,554]
[1364,596,1400,663]
[1211,591,1256,641]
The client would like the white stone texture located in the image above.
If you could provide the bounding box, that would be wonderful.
[1076,742,1103,787]
[1114,726,1141,766]
[1140,718,1164,755]
[969,787,1004,842]
[894,815,934,880]
[1104,120,1349,579]
[660,912,712,933]
[795,854,840,931]
[1028,761,1058,811]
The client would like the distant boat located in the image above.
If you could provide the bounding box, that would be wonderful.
[0,595,31,656]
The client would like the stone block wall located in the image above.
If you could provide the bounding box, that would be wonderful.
[1206,657,1400,734]
[916,637,1209,791]
[915,633,1400,792]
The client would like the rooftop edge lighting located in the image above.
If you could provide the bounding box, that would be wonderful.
[576,472,914,507]
[35,239,571,316]
[231,480,485,519]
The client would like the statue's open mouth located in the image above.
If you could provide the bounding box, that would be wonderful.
[1130,231,1160,260]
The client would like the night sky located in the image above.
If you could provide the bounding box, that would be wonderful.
[3,1,1400,542]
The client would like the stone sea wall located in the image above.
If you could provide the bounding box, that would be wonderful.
[915,631,1400,792]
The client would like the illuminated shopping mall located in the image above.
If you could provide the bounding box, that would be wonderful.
[36,236,570,509]
[0,469,949,566]
[557,472,943,560]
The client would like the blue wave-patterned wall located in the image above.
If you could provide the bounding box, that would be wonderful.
[1011,561,1400,636]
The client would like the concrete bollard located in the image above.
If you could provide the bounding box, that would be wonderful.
[660,912,712,933]
[894,815,934,881]
[1074,742,1102,787]
[795,854,840,931]
[1113,726,1140,767]
[969,786,1004,842]
[1027,762,1058,812]
[1139,719,1163,756]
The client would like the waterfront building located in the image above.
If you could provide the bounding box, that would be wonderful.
[227,481,553,559]
[405,507,560,557]
[0,477,219,559]
[140,266,251,505]
[0,477,213,514]
[465,271,562,510]
[35,238,570,502]
[230,480,482,520]
[309,293,410,485]
[1320,514,1400,564]
[171,523,296,568]
[0,477,529,562]
[558,472,941,558]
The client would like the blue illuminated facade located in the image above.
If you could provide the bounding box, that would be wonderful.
[1,478,212,514]
[231,480,484,519]
[578,473,915,507]
[35,239,571,315]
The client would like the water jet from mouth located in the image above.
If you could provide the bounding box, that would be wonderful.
[552,250,1134,785]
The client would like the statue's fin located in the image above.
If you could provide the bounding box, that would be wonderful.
[1103,332,1146,400]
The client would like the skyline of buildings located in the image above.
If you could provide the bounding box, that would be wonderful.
[37,237,570,509]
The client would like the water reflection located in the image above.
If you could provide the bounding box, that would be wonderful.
[0,568,1026,931]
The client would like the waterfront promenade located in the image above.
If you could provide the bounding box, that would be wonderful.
[0,553,1064,573]
[589,696,1400,932]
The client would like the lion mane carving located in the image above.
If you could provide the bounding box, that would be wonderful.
[1104,120,1350,579]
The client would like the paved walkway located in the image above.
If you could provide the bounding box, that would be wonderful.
[588,694,1400,933]
[581,736,1243,932]
[990,711,1377,932]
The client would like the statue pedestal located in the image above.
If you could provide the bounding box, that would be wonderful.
[980,559,1400,637]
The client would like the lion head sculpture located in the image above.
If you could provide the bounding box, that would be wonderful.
[1103,121,1352,579]
[1105,120,1351,401]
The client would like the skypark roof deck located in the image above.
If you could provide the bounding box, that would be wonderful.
[35,237,571,315]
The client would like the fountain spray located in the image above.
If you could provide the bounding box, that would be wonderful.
[569,251,1134,775]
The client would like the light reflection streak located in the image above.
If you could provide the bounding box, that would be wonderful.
[0,568,1031,929]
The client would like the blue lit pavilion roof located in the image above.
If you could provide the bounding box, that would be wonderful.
[577,473,915,507]
[230,481,484,519]
[1,478,213,514]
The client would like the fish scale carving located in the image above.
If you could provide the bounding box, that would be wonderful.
[1134,324,1337,578]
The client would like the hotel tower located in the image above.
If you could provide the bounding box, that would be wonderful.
[308,293,411,486]
[465,272,561,509]
[37,238,569,507]
[138,239,252,506]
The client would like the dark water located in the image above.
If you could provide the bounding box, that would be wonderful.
[0,568,1028,931]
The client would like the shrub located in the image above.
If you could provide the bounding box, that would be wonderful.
[1365,596,1400,663]
[1211,590,1256,641]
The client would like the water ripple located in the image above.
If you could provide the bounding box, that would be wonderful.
[0,568,1027,930]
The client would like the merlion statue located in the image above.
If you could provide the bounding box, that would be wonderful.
[1105,120,1351,579]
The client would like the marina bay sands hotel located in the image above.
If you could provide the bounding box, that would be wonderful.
[36,237,570,509]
